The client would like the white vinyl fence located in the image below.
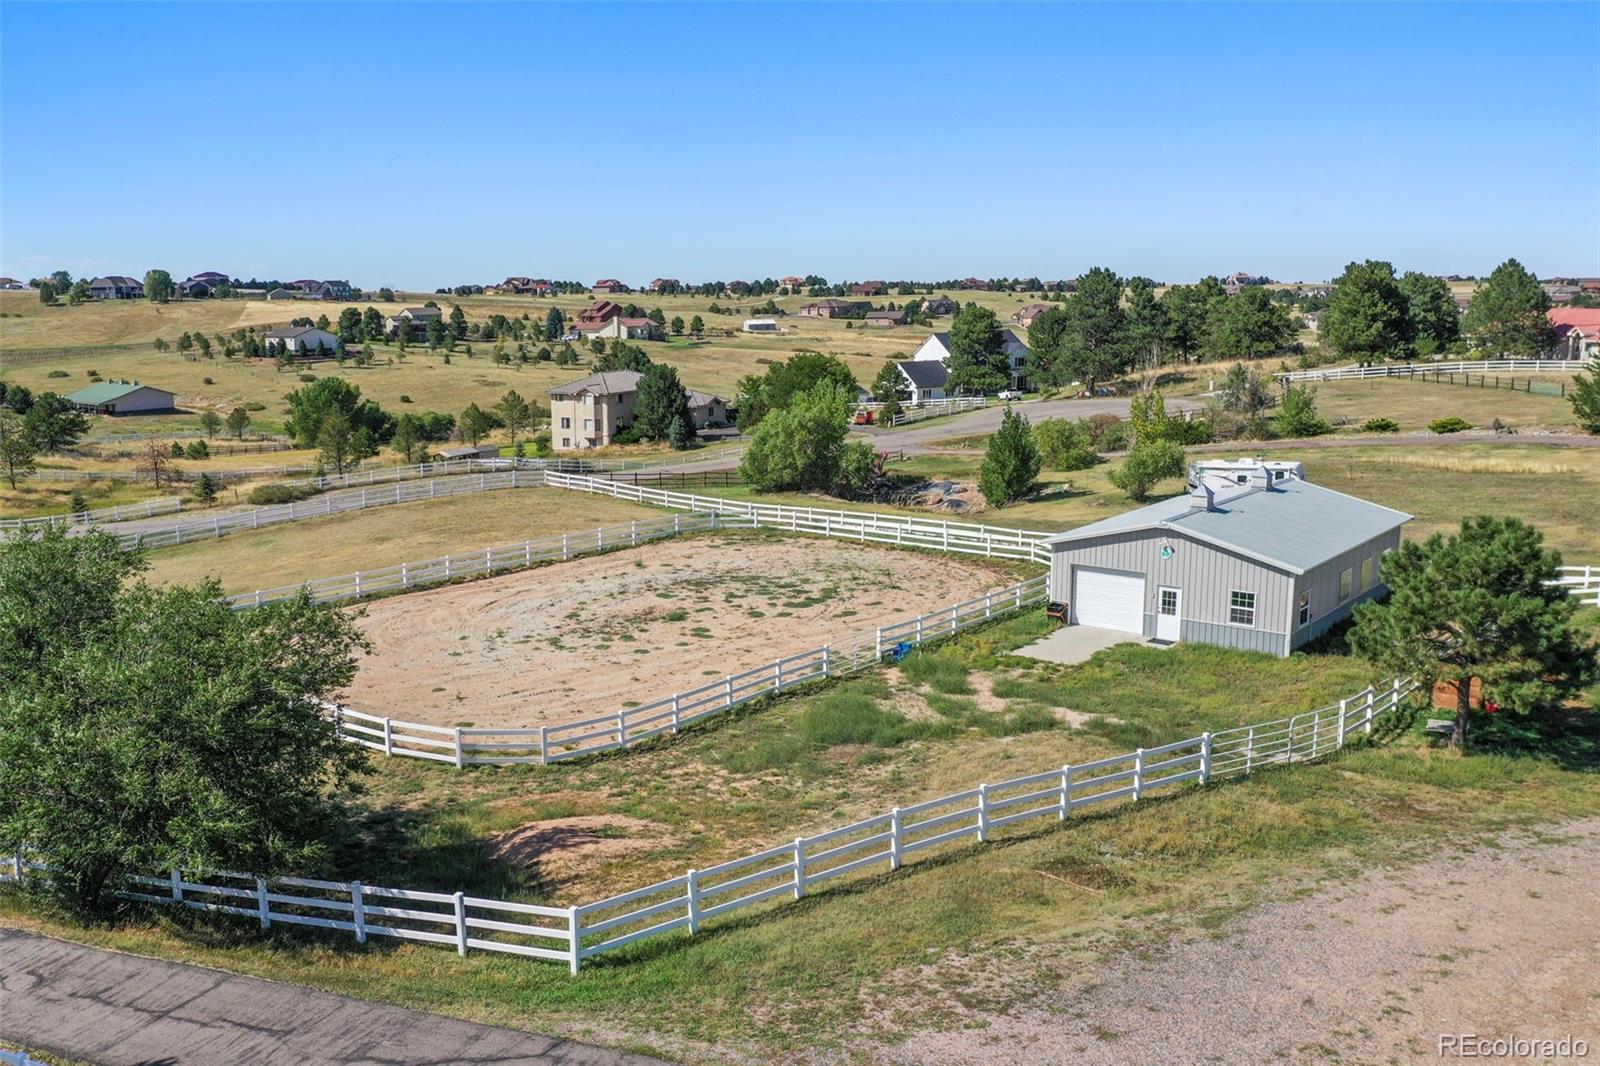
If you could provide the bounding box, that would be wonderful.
[1277,358,1593,383]
[323,574,1049,766]
[543,470,1053,564]
[1555,565,1600,606]
[226,512,722,608]
[0,496,184,533]
[857,396,990,426]
[2,676,1416,974]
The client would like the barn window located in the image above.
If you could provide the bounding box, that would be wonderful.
[1297,591,1311,626]
[1339,567,1353,601]
[1361,556,1374,589]
[1229,590,1256,627]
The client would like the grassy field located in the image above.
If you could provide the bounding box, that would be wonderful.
[1309,376,1580,433]
[0,288,1047,436]
[2,609,1594,1058]
[136,487,662,592]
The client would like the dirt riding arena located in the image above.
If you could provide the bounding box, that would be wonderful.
[344,531,1021,728]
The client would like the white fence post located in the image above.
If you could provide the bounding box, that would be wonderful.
[686,870,701,935]
[382,717,394,756]
[1060,764,1073,818]
[568,905,582,975]
[616,713,627,748]
[670,695,681,733]
[793,838,807,899]
[725,677,734,707]
[1246,725,1256,773]
[1337,698,1348,748]
[977,784,990,843]
[170,867,183,904]
[1134,749,1145,800]
[889,808,902,870]
[821,645,831,679]
[351,881,367,944]
[875,627,883,661]
[453,891,468,957]
[539,725,549,763]
[1200,733,1213,783]
[12,848,22,883]
[453,728,464,769]
[256,877,271,929]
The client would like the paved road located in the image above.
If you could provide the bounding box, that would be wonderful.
[857,395,1204,455]
[0,928,668,1066]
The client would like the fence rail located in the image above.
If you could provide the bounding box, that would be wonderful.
[322,573,1049,766]
[858,396,990,426]
[543,470,1054,564]
[1555,564,1600,606]
[1277,357,1593,383]
[2,676,1417,974]
[0,495,185,533]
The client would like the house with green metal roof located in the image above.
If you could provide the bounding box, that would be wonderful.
[66,382,176,415]
[1043,461,1411,656]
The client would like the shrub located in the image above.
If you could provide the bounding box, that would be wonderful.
[1107,439,1186,500]
[1033,418,1098,470]
[1096,419,1132,451]
[399,394,413,404]
[244,402,266,411]
[611,425,642,445]
[1569,369,1600,434]
[202,377,215,385]
[979,408,1041,507]
[184,440,209,460]
[46,370,68,378]
[1273,384,1331,438]
[1361,417,1400,433]
[247,482,317,505]
[298,374,316,383]
[1429,416,1473,434]
[1086,412,1122,442]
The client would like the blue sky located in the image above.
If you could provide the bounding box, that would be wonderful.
[3,2,1596,289]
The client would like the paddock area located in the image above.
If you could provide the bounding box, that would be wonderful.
[344,531,1022,728]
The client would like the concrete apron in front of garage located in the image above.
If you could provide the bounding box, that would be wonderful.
[1014,625,1165,665]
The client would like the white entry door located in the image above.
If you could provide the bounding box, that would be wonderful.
[1155,586,1182,643]
[1071,567,1145,634]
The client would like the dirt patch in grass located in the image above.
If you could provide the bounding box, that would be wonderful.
[345,532,1020,728]
[485,815,677,887]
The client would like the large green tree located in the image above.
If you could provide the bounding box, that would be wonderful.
[735,351,857,431]
[1046,266,1128,393]
[1160,276,1228,362]
[143,269,174,304]
[1349,516,1598,749]
[1397,271,1461,353]
[1322,260,1412,360]
[944,305,1009,394]
[739,380,855,492]
[0,408,37,489]
[0,529,370,913]
[1570,369,1600,434]
[284,378,391,448]
[632,363,694,443]
[1209,286,1294,360]
[1462,257,1554,357]
[21,392,89,453]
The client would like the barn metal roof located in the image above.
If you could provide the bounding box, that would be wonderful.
[1043,478,1411,575]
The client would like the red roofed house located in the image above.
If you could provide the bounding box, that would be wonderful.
[781,275,806,290]
[579,300,625,325]
[851,281,886,296]
[593,279,630,294]
[1547,308,1600,361]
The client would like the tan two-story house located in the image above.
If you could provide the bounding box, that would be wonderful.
[548,370,728,450]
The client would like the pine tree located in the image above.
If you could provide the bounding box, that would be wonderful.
[978,408,1040,507]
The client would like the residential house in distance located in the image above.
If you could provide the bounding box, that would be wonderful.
[797,298,871,318]
[921,295,959,315]
[1045,460,1409,656]
[863,309,908,327]
[89,275,144,300]
[493,277,552,295]
[1547,308,1600,360]
[265,287,304,301]
[1010,304,1051,330]
[911,329,1031,390]
[577,316,665,341]
[894,360,949,405]
[579,300,625,325]
[1300,310,1322,332]
[386,305,444,338]
[593,279,630,294]
[0,277,29,290]
[66,381,175,415]
[297,279,354,300]
[1543,282,1580,306]
[548,370,724,450]
[265,325,342,357]
[743,318,780,332]
[780,275,806,291]
[959,277,990,291]
[648,278,681,293]
[851,281,887,296]
[177,277,214,298]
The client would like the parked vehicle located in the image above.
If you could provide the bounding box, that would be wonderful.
[997,389,1023,401]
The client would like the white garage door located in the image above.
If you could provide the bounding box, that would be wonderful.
[1071,567,1146,634]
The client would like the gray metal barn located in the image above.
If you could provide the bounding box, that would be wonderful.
[1044,464,1410,657]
